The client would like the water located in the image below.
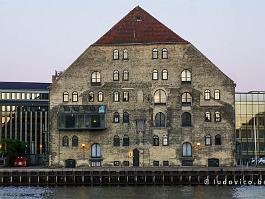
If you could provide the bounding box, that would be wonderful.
[0,186,264,199]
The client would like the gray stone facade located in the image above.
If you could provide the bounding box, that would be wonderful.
[49,7,235,168]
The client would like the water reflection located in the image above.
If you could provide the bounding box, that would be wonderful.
[0,186,264,199]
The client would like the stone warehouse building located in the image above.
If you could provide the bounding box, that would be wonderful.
[49,6,235,167]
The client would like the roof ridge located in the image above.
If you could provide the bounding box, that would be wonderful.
[94,6,189,45]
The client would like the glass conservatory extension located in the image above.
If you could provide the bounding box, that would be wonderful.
[57,105,106,130]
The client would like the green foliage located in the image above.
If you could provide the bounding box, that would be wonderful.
[0,139,27,166]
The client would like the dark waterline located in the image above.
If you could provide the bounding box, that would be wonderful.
[0,186,265,199]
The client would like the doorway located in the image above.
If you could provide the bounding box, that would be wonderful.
[133,148,140,167]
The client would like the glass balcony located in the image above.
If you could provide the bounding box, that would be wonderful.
[57,105,106,130]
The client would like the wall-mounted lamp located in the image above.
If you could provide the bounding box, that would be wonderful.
[82,143,86,149]
[128,150,133,158]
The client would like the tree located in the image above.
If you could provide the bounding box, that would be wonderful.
[0,139,27,166]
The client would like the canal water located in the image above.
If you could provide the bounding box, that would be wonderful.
[0,186,264,199]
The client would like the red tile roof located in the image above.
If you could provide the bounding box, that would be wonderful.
[94,6,189,45]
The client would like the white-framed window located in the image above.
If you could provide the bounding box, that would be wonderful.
[113,92,120,102]
[113,70,119,81]
[152,48,158,59]
[123,91,129,102]
[205,112,211,122]
[91,143,101,157]
[214,90,220,100]
[182,142,192,157]
[181,92,192,106]
[205,135,211,146]
[72,91,78,102]
[113,112,120,123]
[215,111,221,122]
[204,90,211,100]
[89,91,94,102]
[162,69,168,80]
[63,92,69,102]
[123,49,128,59]
[91,71,101,85]
[162,135,168,146]
[98,91,103,102]
[113,49,119,60]
[123,70,129,81]
[162,48,168,59]
[181,70,191,82]
[154,89,166,104]
[152,69,158,80]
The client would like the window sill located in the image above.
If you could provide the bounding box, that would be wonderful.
[91,83,101,86]
[154,103,166,105]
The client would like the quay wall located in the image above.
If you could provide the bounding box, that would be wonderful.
[0,167,264,186]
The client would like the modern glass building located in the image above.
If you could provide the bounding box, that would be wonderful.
[0,82,50,165]
[235,92,265,165]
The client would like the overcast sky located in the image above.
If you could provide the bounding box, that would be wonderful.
[0,0,264,92]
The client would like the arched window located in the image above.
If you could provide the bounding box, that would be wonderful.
[62,136,69,147]
[113,91,120,102]
[214,90,220,100]
[91,71,101,85]
[152,69,158,80]
[113,135,120,146]
[152,48,158,59]
[182,142,192,157]
[215,111,221,122]
[205,135,211,146]
[162,48,168,59]
[91,143,101,158]
[113,49,119,60]
[205,112,211,122]
[123,112,129,123]
[123,49,128,59]
[123,70,129,81]
[113,70,119,81]
[89,91,94,102]
[72,135,78,147]
[123,91,129,102]
[162,135,168,146]
[155,112,166,127]
[98,91,103,102]
[181,112,192,127]
[181,70,191,83]
[162,69,168,80]
[63,92,69,102]
[204,90,211,100]
[153,135,159,146]
[181,92,192,106]
[72,91,78,102]
[215,134,221,145]
[113,112,120,123]
[123,135,129,146]
[154,89,166,104]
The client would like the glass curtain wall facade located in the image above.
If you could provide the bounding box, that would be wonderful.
[0,82,50,165]
[235,92,265,165]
